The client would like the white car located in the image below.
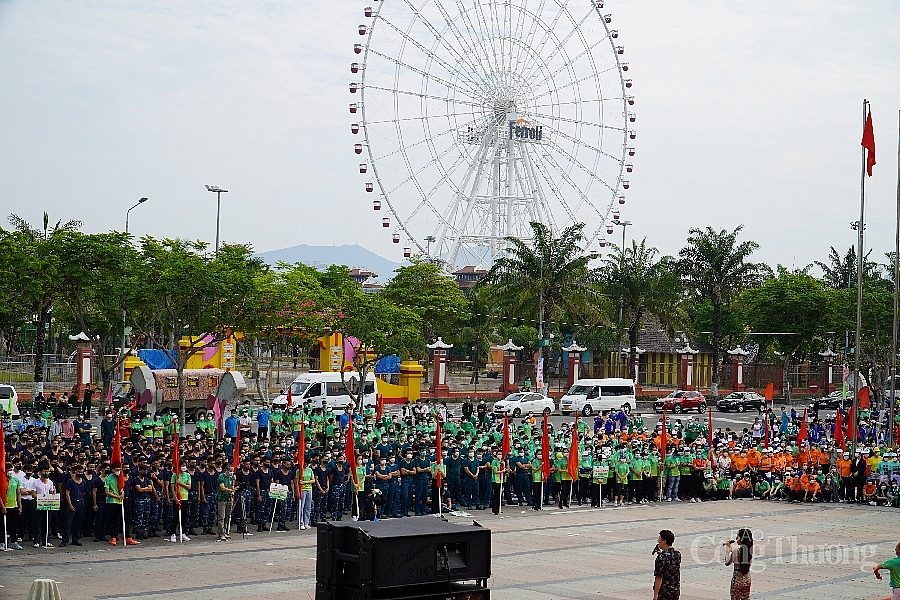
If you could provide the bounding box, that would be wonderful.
[492,392,555,417]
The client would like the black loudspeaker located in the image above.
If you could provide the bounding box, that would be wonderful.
[315,517,491,600]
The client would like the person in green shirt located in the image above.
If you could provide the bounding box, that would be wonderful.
[873,541,900,595]
[613,455,630,507]
[664,451,680,501]
[215,466,235,541]
[104,464,125,545]
[297,463,315,529]
[2,465,23,550]
[531,455,545,510]
[170,466,192,542]
[490,451,506,515]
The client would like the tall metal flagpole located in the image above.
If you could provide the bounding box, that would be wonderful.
[852,99,868,458]
[891,109,900,449]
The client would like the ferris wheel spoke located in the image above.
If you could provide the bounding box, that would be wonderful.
[364,84,482,108]
[518,0,569,79]
[534,144,604,225]
[530,68,615,105]
[528,149,578,226]
[526,32,611,91]
[365,48,481,101]
[370,125,455,163]
[451,0,502,85]
[549,124,624,165]
[519,6,596,85]
[528,109,622,133]
[366,108,480,126]
[544,136,616,197]
[426,0,496,87]
[377,8,483,92]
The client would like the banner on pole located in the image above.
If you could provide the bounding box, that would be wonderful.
[37,494,60,511]
[536,358,544,390]
[269,483,289,501]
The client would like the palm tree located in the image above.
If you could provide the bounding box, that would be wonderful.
[814,246,880,289]
[599,238,684,380]
[478,222,606,383]
[677,226,765,395]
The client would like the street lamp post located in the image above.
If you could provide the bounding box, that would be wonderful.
[121,197,148,382]
[125,197,148,234]
[205,185,229,252]
[612,218,632,377]
[425,235,436,256]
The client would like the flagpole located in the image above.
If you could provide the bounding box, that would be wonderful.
[891,108,900,449]
[852,98,868,459]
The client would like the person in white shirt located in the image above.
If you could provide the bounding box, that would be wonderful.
[20,471,38,544]
[29,467,56,548]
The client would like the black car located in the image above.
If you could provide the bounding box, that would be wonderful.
[812,391,849,411]
[716,391,765,413]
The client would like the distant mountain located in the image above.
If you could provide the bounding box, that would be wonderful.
[257,244,402,281]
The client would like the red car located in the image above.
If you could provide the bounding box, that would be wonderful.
[653,390,707,414]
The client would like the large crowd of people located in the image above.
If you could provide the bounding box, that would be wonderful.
[2,396,899,552]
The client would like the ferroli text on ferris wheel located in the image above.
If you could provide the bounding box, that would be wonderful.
[508,118,543,142]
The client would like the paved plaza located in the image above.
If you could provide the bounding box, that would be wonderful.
[0,498,896,600]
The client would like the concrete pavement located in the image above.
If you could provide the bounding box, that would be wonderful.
[1,498,896,600]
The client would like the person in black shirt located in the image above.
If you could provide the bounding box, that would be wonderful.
[327,455,349,521]
[272,460,294,531]
[131,465,153,540]
[61,464,87,547]
[255,457,275,532]
[234,459,256,535]
[312,456,330,525]
[199,461,220,535]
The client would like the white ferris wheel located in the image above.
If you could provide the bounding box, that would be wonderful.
[350,0,634,270]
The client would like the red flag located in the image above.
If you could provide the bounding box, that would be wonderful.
[541,411,551,481]
[111,419,125,492]
[798,413,807,445]
[847,405,855,443]
[763,383,774,402]
[375,394,384,421]
[707,407,713,448]
[297,423,306,473]
[0,425,7,505]
[858,386,870,409]
[834,409,845,450]
[106,384,114,407]
[435,418,443,486]
[173,432,182,506]
[862,109,876,177]
[231,427,240,474]
[286,385,292,409]
[660,410,668,462]
[567,415,579,481]
[501,413,510,459]
[764,410,770,447]
[346,418,357,485]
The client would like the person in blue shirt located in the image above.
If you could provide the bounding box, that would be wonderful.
[256,407,270,440]
[413,448,432,516]
[224,410,239,440]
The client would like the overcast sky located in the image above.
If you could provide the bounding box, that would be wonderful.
[1,1,898,272]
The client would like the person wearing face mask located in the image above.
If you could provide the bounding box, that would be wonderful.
[413,447,433,516]
[462,449,481,510]
[1,462,23,550]
[373,456,392,518]
[398,450,416,517]
[169,464,191,542]
[386,455,401,517]
[445,448,461,508]
[103,463,125,546]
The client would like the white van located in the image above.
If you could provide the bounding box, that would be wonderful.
[0,384,20,418]
[272,371,377,410]
[559,378,636,416]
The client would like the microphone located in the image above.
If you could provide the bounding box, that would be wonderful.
[723,540,735,546]
[651,544,660,555]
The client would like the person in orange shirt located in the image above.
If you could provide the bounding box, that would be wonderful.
[733,474,752,498]
[746,447,761,470]
[818,445,833,472]
[804,475,822,502]
[731,451,749,474]
[835,451,852,502]
[786,469,804,502]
